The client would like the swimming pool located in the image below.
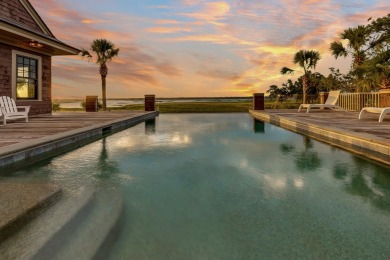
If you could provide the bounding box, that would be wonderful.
[1,114,390,258]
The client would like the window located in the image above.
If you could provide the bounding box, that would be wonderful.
[16,56,38,99]
[12,50,42,101]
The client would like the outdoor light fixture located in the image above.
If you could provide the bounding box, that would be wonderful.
[28,40,43,48]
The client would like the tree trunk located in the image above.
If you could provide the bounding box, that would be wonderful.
[100,63,108,111]
[101,75,107,111]
[302,75,308,104]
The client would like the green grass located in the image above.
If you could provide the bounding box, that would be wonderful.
[156,102,253,113]
[59,101,300,113]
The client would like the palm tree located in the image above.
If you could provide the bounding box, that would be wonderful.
[280,50,321,104]
[366,15,390,90]
[80,39,120,111]
[362,51,390,89]
[330,25,369,69]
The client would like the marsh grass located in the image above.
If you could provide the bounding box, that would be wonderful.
[59,101,300,113]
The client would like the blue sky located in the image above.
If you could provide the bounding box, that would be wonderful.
[30,0,390,98]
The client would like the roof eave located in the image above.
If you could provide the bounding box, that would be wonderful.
[0,21,80,56]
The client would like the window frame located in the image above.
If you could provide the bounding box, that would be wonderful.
[12,50,42,101]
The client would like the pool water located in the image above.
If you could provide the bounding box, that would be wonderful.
[3,114,390,258]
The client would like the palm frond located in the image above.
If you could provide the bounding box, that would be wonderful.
[293,50,321,72]
[80,49,92,60]
[341,25,369,51]
[330,41,348,59]
[281,67,294,75]
[90,39,120,64]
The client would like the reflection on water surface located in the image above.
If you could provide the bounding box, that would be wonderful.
[1,114,390,259]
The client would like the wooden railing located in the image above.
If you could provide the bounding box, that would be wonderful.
[337,92,381,111]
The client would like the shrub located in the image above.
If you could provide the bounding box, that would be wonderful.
[52,101,61,112]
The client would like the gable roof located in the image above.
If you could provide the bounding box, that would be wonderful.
[0,0,80,56]
[18,0,55,36]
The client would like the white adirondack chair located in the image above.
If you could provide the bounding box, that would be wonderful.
[0,96,30,125]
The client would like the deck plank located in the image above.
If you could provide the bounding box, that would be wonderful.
[0,112,151,150]
[251,109,390,165]
[263,109,390,143]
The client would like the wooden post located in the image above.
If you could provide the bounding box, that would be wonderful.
[319,92,328,110]
[319,92,328,104]
[253,93,264,110]
[86,96,98,112]
[379,90,390,108]
[145,95,156,111]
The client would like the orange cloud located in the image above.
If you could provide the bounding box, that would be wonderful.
[147,27,192,34]
[81,19,107,24]
[181,2,231,21]
[169,34,257,46]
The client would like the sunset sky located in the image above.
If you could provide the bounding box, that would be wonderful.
[30,0,390,98]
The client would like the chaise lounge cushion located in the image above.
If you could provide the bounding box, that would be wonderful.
[298,90,342,113]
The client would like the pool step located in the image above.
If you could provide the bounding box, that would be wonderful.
[0,189,95,259]
[0,182,62,244]
[53,188,124,260]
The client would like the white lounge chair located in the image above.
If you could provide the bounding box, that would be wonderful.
[0,96,30,125]
[359,107,390,122]
[298,90,342,113]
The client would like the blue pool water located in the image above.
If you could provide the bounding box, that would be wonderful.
[2,114,390,258]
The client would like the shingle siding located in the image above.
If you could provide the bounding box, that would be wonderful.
[0,0,44,34]
[0,42,52,115]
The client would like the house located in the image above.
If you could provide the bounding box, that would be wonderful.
[0,0,79,115]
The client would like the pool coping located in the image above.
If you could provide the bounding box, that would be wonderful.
[0,111,159,169]
[250,110,390,166]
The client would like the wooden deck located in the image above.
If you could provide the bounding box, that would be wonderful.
[0,112,152,149]
[250,109,390,165]
[0,111,158,168]
[262,109,390,142]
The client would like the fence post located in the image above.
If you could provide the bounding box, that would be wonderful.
[358,94,365,111]
[319,92,328,104]
[319,92,328,110]
[253,93,264,110]
[379,89,390,108]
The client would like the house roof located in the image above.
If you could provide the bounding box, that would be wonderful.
[0,0,80,56]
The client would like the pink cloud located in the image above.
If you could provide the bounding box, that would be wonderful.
[30,0,390,98]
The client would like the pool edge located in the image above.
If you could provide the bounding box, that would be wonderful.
[250,110,390,166]
[0,111,159,169]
